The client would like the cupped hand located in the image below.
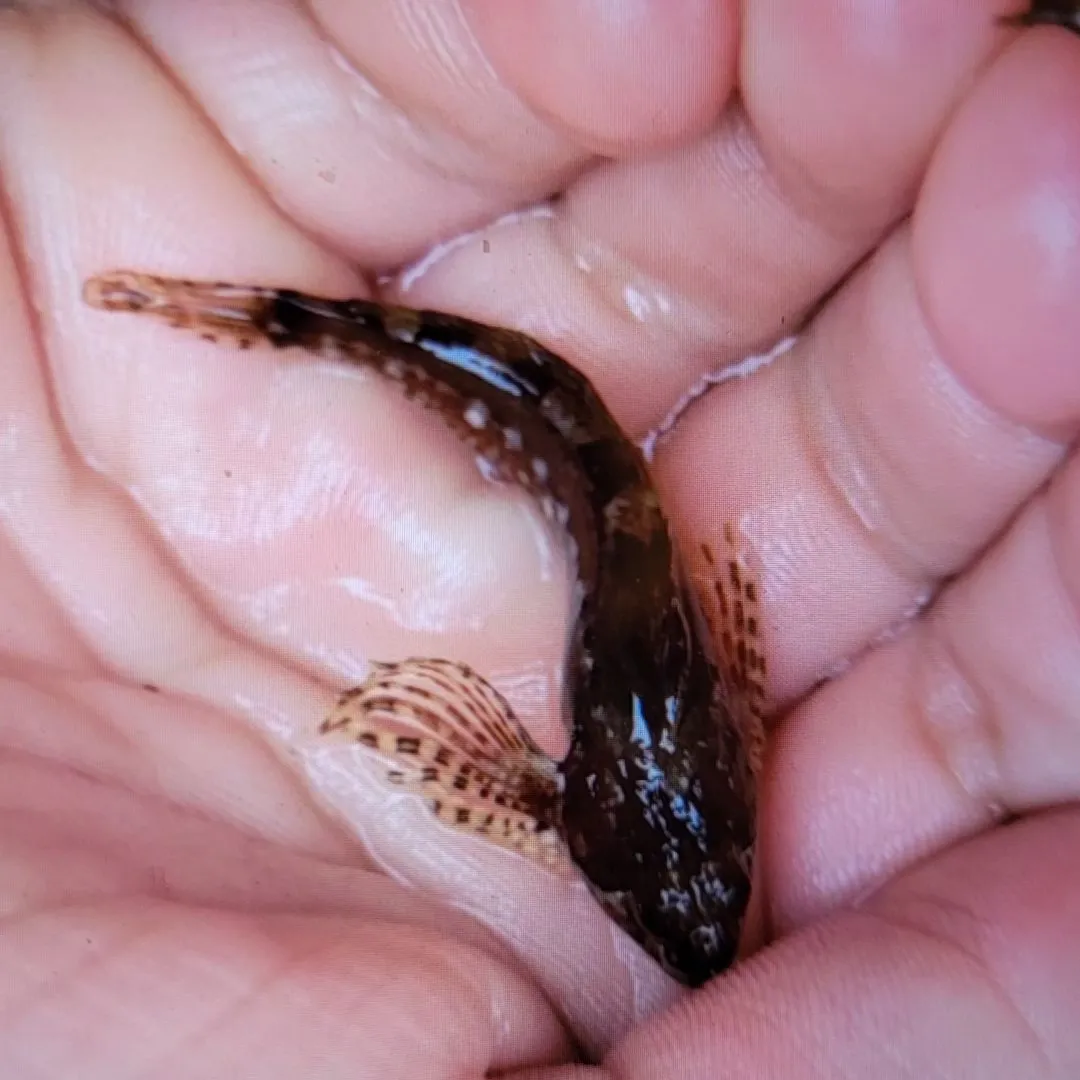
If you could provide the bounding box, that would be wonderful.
[1,2,1078,1077]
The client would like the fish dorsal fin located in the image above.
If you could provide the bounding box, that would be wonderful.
[697,523,770,778]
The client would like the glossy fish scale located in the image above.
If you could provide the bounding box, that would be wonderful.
[83,269,763,987]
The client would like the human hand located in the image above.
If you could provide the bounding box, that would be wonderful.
[1,2,1078,1077]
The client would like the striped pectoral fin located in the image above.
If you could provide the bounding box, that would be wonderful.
[699,523,770,777]
[320,657,568,869]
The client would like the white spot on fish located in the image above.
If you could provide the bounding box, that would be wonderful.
[475,452,500,482]
[503,427,523,451]
[464,401,489,430]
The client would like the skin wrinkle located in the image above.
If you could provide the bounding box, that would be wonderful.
[793,340,931,611]
[910,614,1007,817]
[307,0,577,192]
[105,12,276,212]
[45,699,302,853]
[308,3,489,186]
[27,304,369,712]
[550,107,826,400]
[0,231,229,695]
[909,149,1077,446]
[1007,503,1080,732]
[793,232,1059,600]
[0,166,80,491]
[0,902,165,1028]
[549,215,688,377]
[856,898,1056,1075]
[913,341,1063,568]
[647,105,847,337]
[116,4,490,276]
[395,0,492,93]
[167,920,479,1076]
[25,674,142,764]
[739,72,908,260]
[612,925,850,1080]
[721,119,854,336]
[1046,472,1080,650]
[142,926,289,1076]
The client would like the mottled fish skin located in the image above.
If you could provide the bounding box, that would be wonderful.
[83,270,761,986]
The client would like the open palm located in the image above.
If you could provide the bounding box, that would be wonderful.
[1,3,1078,1077]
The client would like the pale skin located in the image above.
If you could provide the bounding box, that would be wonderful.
[0,1,1078,1076]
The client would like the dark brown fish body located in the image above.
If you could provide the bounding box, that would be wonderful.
[84,272,759,985]
[1005,0,1080,31]
[554,412,757,983]
[560,524,757,982]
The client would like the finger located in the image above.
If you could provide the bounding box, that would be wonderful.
[393,0,1018,433]
[0,11,334,726]
[0,899,571,1078]
[666,29,1080,927]
[462,0,738,151]
[115,0,572,265]
[0,11,675,1051]
[766,441,1080,929]
[117,0,736,267]
[598,808,1080,1080]
[913,26,1080,435]
[0,747,524,968]
[659,28,1080,700]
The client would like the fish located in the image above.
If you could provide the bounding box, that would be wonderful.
[83,269,767,986]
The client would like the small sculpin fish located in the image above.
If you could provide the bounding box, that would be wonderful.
[83,270,766,986]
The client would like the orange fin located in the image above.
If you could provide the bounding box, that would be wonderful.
[699,523,769,777]
[320,657,566,868]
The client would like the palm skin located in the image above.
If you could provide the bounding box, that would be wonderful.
[0,3,1078,1077]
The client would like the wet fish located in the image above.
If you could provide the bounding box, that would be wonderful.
[83,270,766,986]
